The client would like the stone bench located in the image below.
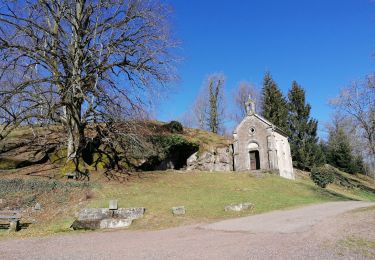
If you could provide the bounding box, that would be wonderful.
[0,210,21,231]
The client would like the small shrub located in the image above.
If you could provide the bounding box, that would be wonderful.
[140,134,199,170]
[164,121,183,133]
[310,165,335,188]
[150,135,199,159]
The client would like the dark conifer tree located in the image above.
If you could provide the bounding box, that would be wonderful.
[352,155,365,174]
[261,72,288,131]
[327,127,364,174]
[287,81,322,170]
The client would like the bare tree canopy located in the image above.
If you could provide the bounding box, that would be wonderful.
[185,74,226,134]
[0,0,177,171]
[233,81,260,123]
[330,74,375,176]
[192,91,208,130]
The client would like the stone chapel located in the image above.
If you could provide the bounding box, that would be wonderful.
[232,98,294,179]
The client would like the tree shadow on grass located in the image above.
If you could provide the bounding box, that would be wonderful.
[299,182,359,201]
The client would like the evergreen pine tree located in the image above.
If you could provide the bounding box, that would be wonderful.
[352,155,365,174]
[287,81,322,170]
[326,127,364,174]
[261,72,288,131]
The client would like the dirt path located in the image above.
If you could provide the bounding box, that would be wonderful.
[0,201,374,260]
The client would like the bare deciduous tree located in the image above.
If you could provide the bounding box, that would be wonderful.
[192,92,208,130]
[330,74,375,177]
[0,0,177,173]
[187,74,226,134]
[233,81,260,122]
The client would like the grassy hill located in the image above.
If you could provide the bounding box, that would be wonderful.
[88,171,375,231]
[0,169,374,238]
[0,124,374,238]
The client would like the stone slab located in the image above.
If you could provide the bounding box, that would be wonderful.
[71,219,101,230]
[73,207,146,230]
[100,219,133,229]
[115,208,145,219]
[76,208,111,221]
[109,200,118,210]
[171,206,185,216]
[224,203,254,212]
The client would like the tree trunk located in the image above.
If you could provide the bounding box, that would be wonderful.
[64,103,84,164]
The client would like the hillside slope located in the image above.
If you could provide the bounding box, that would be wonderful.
[0,122,232,173]
[0,169,374,238]
[1,123,374,238]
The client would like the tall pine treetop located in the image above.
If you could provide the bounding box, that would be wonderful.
[287,81,322,170]
[288,81,311,119]
[261,72,288,131]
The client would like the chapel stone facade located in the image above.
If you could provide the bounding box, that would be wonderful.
[232,98,294,179]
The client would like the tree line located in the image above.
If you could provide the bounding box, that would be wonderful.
[184,72,373,175]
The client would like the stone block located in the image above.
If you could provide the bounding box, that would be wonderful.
[71,219,101,230]
[34,203,41,211]
[171,206,185,216]
[76,208,111,221]
[8,220,19,232]
[99,218,132,229]
[115,208,145,220]
[109,200,118,210]
[224,203,254,212]
[73,207,145,230]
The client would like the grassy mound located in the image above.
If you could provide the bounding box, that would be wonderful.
[0,122,225,171]
[89,172,350,230]
[1,169,374,238]
[182,128,231,154]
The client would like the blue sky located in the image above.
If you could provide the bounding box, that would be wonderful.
[157,0,375,137]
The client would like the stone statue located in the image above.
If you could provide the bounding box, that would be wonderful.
[245,95,256,115]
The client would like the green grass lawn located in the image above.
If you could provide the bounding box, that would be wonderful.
[88,171,360,230]
[1,170,373,238]
[329,184,375,201]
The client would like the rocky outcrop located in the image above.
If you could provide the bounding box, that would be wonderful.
[186,146,233,172]
[0,149,53,170]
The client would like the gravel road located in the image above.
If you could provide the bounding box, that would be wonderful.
[0,201,374,260]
